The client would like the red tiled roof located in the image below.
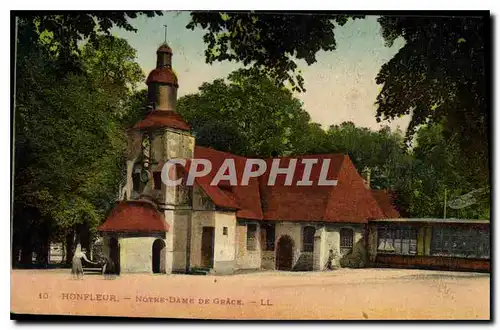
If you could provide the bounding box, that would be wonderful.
[192,147,386,223]
[146,67,178,86]
[371,189,401,218]
[133,110,190,131]
[258,154,344,222]
[192,147,263,219]
[99,200,169,233]
[323,157,385,223]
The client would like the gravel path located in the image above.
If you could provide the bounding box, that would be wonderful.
[11,268,490,320]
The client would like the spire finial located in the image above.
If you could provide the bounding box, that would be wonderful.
[163,24,168,44]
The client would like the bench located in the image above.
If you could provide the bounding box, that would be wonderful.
[82,260,104,274]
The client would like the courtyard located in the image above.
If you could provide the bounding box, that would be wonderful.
[11,268,490,320]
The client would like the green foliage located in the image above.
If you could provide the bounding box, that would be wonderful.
[187,12,364,92]
[404,124,490,219]
[376,16,488,185]
[20,12,162,65]
[13,16,148,264]
[325,122,410,190]
[177,69,313,157]
[176,67,489,219]
[13,12,490,266]
[188,13,489,195]
[321,122,489,219]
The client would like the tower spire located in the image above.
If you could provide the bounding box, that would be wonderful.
[163,24,168,44]
[146,31,178,111]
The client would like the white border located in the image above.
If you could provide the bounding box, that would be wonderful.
[1,2,498,329]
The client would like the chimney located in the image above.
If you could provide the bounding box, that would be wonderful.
[362,167,371,189]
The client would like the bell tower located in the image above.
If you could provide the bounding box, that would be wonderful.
[123,38,194,206]
[146,43,178,111]
[118,37,196,274]
[100,29,197,275]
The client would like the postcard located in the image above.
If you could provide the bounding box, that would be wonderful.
[10,10,491,320]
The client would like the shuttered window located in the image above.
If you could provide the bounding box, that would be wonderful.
[302,226,315,252]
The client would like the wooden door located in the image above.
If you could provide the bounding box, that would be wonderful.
[276,235,294,270]
[201,227,215,268]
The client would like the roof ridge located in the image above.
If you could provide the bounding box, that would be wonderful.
[262,153,348,161]
[195,145,249,160]
[321,155,347,220]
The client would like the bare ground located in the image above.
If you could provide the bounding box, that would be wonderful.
[11,268,490,320]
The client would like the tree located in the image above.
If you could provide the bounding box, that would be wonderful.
[323,122,411,190]
[187,13,489,187]
[405,124,490,219]
[13,18,146,266]
[293,123,331,155]
[375,16,489,186]
[19,12,162,70]
[81,35,145,119]
[177,69,313,157]
[187,12,364,92]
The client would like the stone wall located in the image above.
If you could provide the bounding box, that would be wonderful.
[119,236,160,273]
[162,129,195,207]
[171,210,191,273]
[154,83,177,110]
[189,211,215,268]
[192,185,215,211]
[324,224,364,269]
[232,221,366,272]
[275,222,314,270]
[213,211,237,274]
[261,251,275,269]
[313,227,327,270]
[235,220,262,270]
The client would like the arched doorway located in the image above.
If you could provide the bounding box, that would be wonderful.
[152,239,166,274]
[276,235,295,270]
[109,237,120,275]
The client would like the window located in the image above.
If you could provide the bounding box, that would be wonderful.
[223,227,228,236]
[262,223,275,251]
[302,226,315,252]
[431,226,490,259]
[246,224,257,251]
[153,172,162,190]
[132,163,148,194]
[132,172,141,192]
[377,226,417,255]
[340,228,354,255]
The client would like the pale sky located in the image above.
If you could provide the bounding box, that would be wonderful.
[113,12,410,132]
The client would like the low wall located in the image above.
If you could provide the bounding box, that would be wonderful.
[375,254,490,272]
[119,237,157,273]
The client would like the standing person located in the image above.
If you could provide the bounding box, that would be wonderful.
[102,256,117,280]
[325,249,335,270]
[71,243,93,279]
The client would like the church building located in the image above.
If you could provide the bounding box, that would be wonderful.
[97,43,404,275]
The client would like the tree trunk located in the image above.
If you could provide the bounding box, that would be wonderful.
[35,220,50,266]
[65,230,75,265]
[20,237,33,266]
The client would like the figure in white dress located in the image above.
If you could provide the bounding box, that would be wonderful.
[71,244,95,279]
